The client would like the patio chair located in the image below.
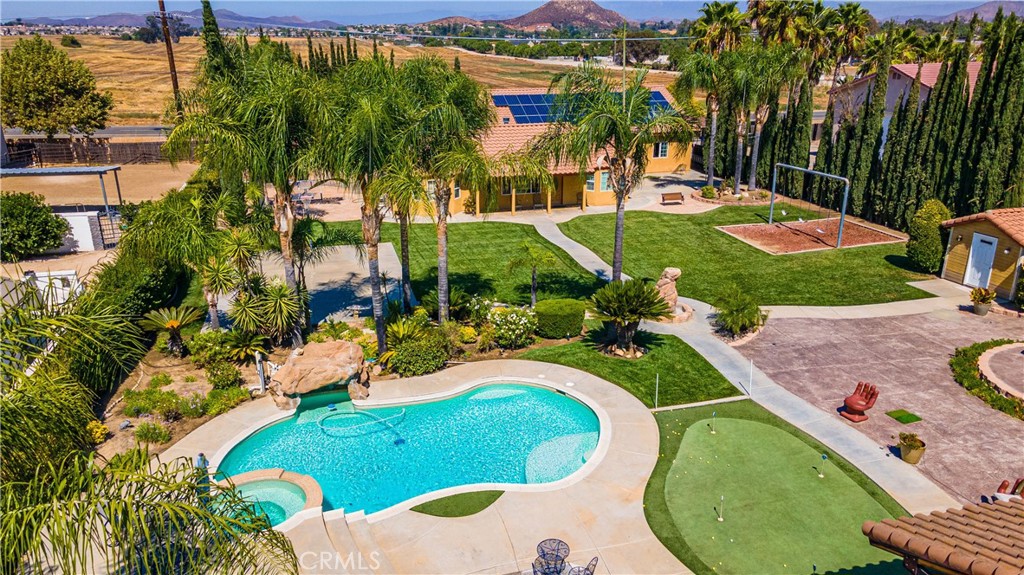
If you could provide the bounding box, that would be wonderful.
[840,381,878,423]
[567,557,599,575]
[532,556,562,575]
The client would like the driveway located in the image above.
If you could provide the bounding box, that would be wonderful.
[738,308,1023,504]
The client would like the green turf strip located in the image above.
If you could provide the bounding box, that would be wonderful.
[885,409,923,424]
[646,401,906,575]
[411,490,503,517]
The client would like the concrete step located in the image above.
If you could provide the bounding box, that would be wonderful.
[323,510,378,575]
[345,513,396,575]
[284,515,351,575]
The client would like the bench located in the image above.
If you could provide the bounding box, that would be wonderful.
[661,192,685,205]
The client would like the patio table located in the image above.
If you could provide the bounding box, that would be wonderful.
[536,539,569,575]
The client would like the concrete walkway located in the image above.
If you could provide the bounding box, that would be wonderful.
[531,220,960,515]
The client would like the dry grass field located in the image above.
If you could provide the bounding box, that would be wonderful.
[0,162,200,205]
[0,35,680,124]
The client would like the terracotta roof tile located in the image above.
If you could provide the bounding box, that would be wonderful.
[478,124,593,175]
[833,62,983,98]
[864,499,1024,575]
[942,208,1024,246]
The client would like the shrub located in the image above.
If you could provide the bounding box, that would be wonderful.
[149,373,173,388]
[206,361,243,390]
[421,287,471,321]
[488,307,537,350]
[906,199,951,273]
[534,299,585,339]
[0,191,70,262]
[134,422,171,444]
[467,296,494,327]
[949,339,1023,419]
[477,324,496,352]
[389,332,451,377]
[184,375,197,383]
[896,432,924,449]
[308,319,361,343]
[713,284,767,337]
[700,185,717,199]
[91,254,179,317]
[86,420,109,445]
[123,388,178,417]
[385,316,428,349]
[189,330,232,368]
[225,330,269,363]
[60,35,81,48]
[178,393,206,418]
[204,387,249,416]
[459,326,478,344]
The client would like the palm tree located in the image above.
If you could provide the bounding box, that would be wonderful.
[831,2,872,84]
[507,241,558,307]
[138,306,205,357]
[289,216,363,295]
[752,0,801,46]
[165,38,317,348]
[692,1,750,54]
[858,28,918,76]
[539,62,696,282]
[200,257,238,328]
[397,56,494,322]
[912,31,955,63]
[744,43,802,190]
[794,1,839,83]
[2,449,298,574]
[588,279,671,353]
[674,50,727,186]
[306,55,400,354]
[219,227,260,293]
[377,156,432,312]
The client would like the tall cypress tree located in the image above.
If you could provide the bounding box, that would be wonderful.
[850,44,890,217]
[888,66,923,228]
[199,0,231,79]
[786,78,812,198]
[809,98,834,205]
[345,34,353,62]
[976,16,1024,209]
[756,92,781,187]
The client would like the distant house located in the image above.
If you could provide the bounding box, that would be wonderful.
[830,62,983,131]
[941,208,1024,300]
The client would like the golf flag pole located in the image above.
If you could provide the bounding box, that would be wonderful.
[655,373,659,409]
[718,495,725,521]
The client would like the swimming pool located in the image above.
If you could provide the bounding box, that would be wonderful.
[217,383,601,515]
[235,479,307,526]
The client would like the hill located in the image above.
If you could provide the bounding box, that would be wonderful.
[22,9,343,30]
[938,1,1023,21]
[500,0,626,30]
[424,16,484,27]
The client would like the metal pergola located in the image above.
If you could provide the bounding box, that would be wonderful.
[0,165,123,214]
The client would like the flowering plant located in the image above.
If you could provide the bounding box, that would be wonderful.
[488,306,537,350]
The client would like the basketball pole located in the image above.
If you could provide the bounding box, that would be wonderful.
[767,163,851,248]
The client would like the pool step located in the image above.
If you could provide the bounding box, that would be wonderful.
[323,511,379,575]
[345,513,396,575]
[284,515,349,575]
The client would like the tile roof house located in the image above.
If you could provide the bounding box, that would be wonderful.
[863,498,1024,575]
[444,86,692,216]
[940,208,1024,300]
[830,62,983,130]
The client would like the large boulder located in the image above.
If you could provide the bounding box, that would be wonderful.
[655,267,681,310]
[270,340,364,408]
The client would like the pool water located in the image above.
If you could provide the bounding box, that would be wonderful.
[218,384,600,514]
[235,479,307,526]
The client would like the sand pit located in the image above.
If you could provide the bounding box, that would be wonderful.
[717,218,905,254]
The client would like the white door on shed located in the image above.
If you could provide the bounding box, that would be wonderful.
[964,233,998,288]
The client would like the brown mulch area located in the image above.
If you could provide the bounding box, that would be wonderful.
[718,218,904,254]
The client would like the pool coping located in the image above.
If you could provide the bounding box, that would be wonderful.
[224,468,325,532]
[208,375,612,522]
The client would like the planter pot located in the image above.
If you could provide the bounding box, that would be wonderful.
[899,443,927,465]
[973,302,992,316]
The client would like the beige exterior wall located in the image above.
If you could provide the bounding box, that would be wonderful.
[942,220,1023,299]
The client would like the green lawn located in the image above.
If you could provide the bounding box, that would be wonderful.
[411,490,504,517]
[558,206,931,306]
[329,221,603,305]
[519,328,738,407]
[646,401,906,575]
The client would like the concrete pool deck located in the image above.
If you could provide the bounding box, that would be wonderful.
[164,360,689,575]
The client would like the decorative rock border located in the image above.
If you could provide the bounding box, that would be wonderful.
[978,342,1024,400]
[724,323,766,347]
[691,190,773,206]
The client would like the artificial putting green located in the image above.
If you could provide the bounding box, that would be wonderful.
[411,490,503,517]
[666,419,899,574]
[886,409,923,424]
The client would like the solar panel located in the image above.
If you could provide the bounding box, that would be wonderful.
[497,91,675,125]
[493,95,508,107]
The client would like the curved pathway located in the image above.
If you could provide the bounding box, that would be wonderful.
[530,218,961,515]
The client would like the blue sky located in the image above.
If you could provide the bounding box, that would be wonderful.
[0,1,986,25]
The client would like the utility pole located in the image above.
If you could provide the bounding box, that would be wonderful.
[621,22,627,110]
[157,0,182,118]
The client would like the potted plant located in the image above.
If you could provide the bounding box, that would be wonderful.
[895,432,926,464]
[970,287,996,316]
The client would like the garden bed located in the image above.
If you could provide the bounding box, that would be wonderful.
[716,218,906,255]
[690,190,773,206]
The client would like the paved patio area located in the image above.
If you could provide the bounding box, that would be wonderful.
[738,309,1024,503]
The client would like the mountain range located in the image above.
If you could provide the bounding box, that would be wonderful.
[11,0,1022,30]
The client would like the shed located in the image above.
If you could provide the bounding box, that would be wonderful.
[941,208,1024,300]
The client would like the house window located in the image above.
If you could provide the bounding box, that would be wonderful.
[526,182,541,194]
[586,173,595,191]
[501,180,513,195]
[426,180,437,199]
[600,172,609,191]
[502,117,510,124]
[653,141,669,158]
[453,182,461,199]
